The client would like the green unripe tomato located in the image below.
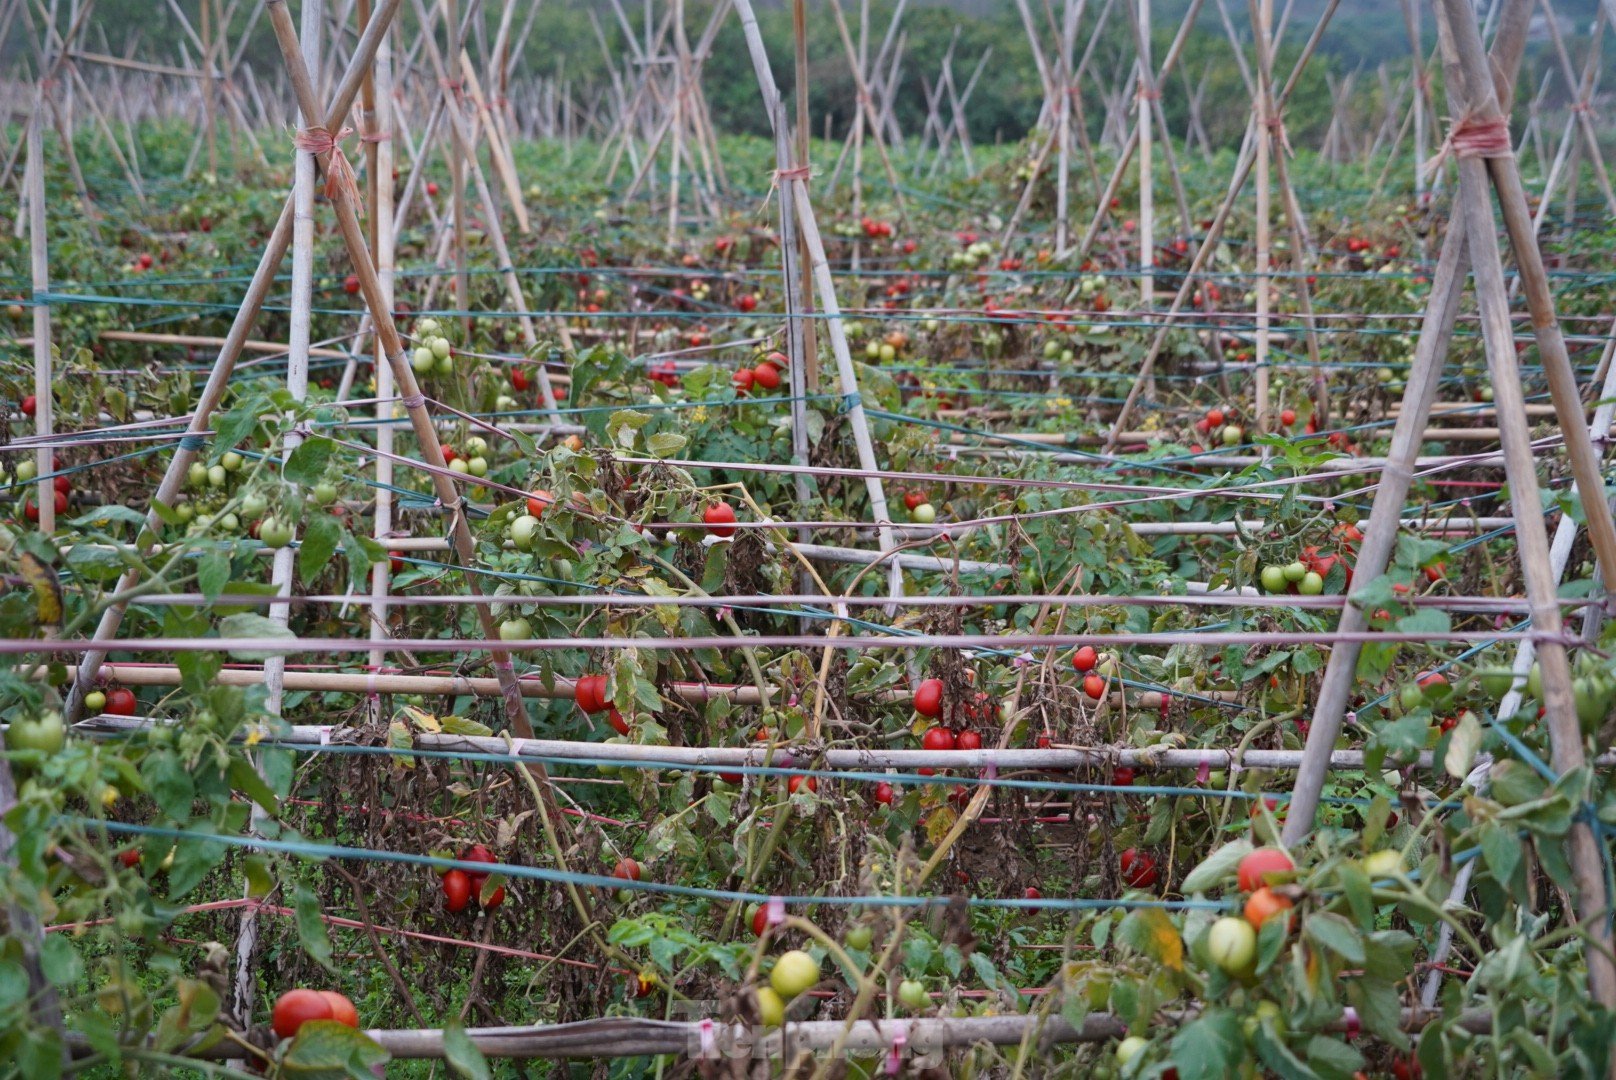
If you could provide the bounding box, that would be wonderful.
[447,459,471,475]
[1297,571,1324,595]
[207,465,228,488]
[1360,849,1403,878]
[240,492,268,518]
[9,710,66,755]
[466,457,489,478]
[175,502,195,523]
[1398,682,1427,711]
[84,690,106,713]
[434,355,454,376]
[1259,565,1287,593]
[430,337,452,360]
[187,462,209,488]
[1115,1036,1149,1065]
[843,925,873,952]
[1526,662,1543,699]
[1221,424,1243,446]
[412,347,436,373]
[769,950,820,1000]
[312,482,339,506]
[216,513,239,533]
[509,514,539,550]
[220,451,244,472]
[464,436,489,457]
[1206,916,1257,977]
[499,617,532,641]
[259,517,293,549]
[911,503,937,525]
[754,987,785,1027]
[897,978,929,1010]
[1282,561,1307,582]
[416,318,440,336]
[15,460,36,483]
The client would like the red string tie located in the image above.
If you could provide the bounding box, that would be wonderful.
[359,130,391,143]
[1424,113,1512,179]
[1137,87,1161,101]
[775,165,811,181]
[293,125,363,214]
[1264,114,1294,157]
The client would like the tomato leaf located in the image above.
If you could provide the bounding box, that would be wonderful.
[299,511,342,581]
[1169,1009,1244,1080]
[217,612,299,660]
[1303,912,1365,964]
[1180,839,1252,894]
[280,1020,389,1078]
[443,1023,491,1080]
[293,885,336,971]
[283,435,336,487]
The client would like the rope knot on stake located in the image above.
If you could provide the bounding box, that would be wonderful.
[1264,114,1294,157]
[1424,113,1513,181]
[292,125,363,215]
[1137,87,1161,101]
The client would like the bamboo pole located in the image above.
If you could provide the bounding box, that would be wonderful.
[27,113,52,535]
[370,13,396,685]
[63,0,408,722]
[78,711,1502,776]
[1431,0,1616,1016]
[1252,0,1273,438]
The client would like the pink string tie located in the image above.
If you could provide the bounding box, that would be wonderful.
[293,125,363,214]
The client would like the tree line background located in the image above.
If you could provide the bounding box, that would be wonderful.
[11,0,1614,154]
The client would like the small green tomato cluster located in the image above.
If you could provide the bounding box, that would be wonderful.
[409,318,458,378]
[1259,559,1322,596]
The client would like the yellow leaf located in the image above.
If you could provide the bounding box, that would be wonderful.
[923,806,958,846]
[19,552,62,627]
[1136,908,1184,971]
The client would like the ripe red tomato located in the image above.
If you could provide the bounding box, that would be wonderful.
[921,726,956,752]
[482,884,505,910]
[105,688,138,716]
[607,706,629,736]
[1236,847,1295,892]
[1243,886,1293,930]
[574,674,607,713]
[20,395,36,417]
[1082,674,1106,700]
[527,489,554,516]
[903,490,927,511]
[1280,409,1297,427]
[1119,848,1158,889]
[788,774,817,795]
[1206,408,1225,427]
[1071,645,1098,673]
[510,367,529,391]
[873,781,896,805]
[612,858,641,881]
[1390,1055,1422,1080]
[752,363,781,390]
[912,678,944,718]
[318,992,359,1028]
[1023,886,1042,900]
[462,844,496,888]
[955,730,983,751]
[343,274,360,295]
[1112,766,1135,787]
[442,869,473,912]
[737,294,758,312]
[426,181,440,196]
[702,502,737,538]
[752,906,768,936]
[118,848,141,868]
[53,475,70,496]
[732,367,754,393]
[271,989,333,1039]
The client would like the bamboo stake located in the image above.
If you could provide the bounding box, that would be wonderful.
[26,113,51,535]
[1430,0,1616,1016]
[370,14,396,683]
[1137,0,1154,311]
[1252,0,1273,438]
[64,0,408,721]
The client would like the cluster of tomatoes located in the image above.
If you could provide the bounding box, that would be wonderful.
[901,488,936,524]
[16,446,71,521]
[270,988,359,1039]
[1191,406,1244,448]
[732,350,787,395]
[81,685,139,716]
[1071,644,1113,701]
[574,674,629,735]
[859,216,895,240]
[647,359,681,388]
[440,843,505,913]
